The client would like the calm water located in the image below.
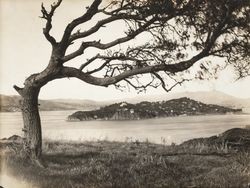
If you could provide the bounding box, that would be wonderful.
[0,111,250,144]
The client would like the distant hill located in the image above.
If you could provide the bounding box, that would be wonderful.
[1,91,249,112]
[119,91,250,112]
[68,97,242,121]
[0,95,104,112]
[0,95,21,112]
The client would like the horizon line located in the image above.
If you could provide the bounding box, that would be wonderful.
[1,90,250,101]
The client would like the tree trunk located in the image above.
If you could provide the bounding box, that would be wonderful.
[20,87,42,160]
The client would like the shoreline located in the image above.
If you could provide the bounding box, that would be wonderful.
[66,112,249,122]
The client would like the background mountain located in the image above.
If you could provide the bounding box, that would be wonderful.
[121,91,250,112]
[0,95,105,112]
[1,91,250,112]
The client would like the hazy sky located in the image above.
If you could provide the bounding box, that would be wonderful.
[0,0,250,100]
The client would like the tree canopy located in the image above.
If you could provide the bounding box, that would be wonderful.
[36,0,250,93]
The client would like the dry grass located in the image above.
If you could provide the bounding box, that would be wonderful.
[1,139,250,188]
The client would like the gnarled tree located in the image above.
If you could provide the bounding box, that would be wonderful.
[14,0,249,160]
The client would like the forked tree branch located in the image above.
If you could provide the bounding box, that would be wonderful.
[124,77,157,92]
[87,60,112,74]
[62,16,158,62]
[60,0,102,47]
[79,54,141,71]
[60,17,225,87]
[152,72,189,92]
[60,46,209,87]
[69,14,145,42]
[40,0,62,45]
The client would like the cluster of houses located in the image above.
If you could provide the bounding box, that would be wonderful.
[67,98,242,121]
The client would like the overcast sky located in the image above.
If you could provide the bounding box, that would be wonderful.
[0,0,250,100]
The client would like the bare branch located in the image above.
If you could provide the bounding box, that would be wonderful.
[13,85,24,96]
[60,66,113,87]
[61,4,229,89]
[80,54,142,73]
[60,47,208,88]
[62,42,89,62]
[152,72,189,92]
[87,17,158,49]
[79,54,100,71]
[40,0,62,45]
[63,16,158,62]
[69,14,145,42]
[87,60,111,74]
[124,76,157,93]
[60,0,102,47]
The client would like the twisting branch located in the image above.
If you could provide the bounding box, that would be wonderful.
[86,17,158,49]
[101,3,132,16]
[60,11,229,90]
[60,0,102,47]
[40,0,62,45]
[124,76,157,93]
[87,60,112,74]
[80,54,144,73]
[69,14,145,42]
[62,42,90,62]
[126,47,164,64]
[152,72,189,92]
[60,49,206,88]
[79,54,100,71]
[63,16,159,62]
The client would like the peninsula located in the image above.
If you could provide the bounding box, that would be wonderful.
[68,97,242,121]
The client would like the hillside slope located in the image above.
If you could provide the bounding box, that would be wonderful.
[123,91,250,109]
[68,97,242,121]
[1,91,249,112]
[0,95,102,112]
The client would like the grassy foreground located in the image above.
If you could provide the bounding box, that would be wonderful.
[1,130,250,188]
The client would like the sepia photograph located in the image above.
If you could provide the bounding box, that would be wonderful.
[0,0,250,187]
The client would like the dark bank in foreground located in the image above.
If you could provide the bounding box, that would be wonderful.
[1,128,249,188]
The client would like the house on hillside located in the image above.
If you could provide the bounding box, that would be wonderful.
[111,108,139,120]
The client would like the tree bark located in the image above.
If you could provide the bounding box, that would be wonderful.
[14,51,62,162]
[20,87,42,160]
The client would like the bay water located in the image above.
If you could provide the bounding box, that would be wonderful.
[1,111,250,144]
